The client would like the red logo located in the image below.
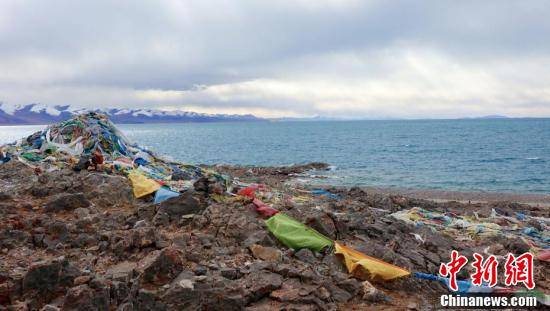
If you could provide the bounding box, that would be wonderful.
[504,252,535,290]
[439,251,535,291]
[471,253,499,287]
[439,250,468,291]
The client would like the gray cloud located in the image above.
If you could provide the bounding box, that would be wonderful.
[1,0,550,117]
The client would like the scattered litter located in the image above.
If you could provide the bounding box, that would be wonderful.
[265,213,333,252]
[153,187,181,204]
[310,189,340,199]
[128,170,161,198]
[252,198,279,217]
[334,242,410,281]
[0,112,229,200]
[411,233,425,244]
[413,272,495,293]
[391,207,549,251]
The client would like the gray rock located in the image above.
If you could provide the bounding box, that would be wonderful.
[130,227,155,249]
[44,193,90,212]
[242,272,283,303]
[0,279,10,306]
[220,268,242,280]
[137,204,156,220]
[306,213,337,240]
[242,231,277,248]
[152,211,169,227]
[136,289,167,311]
[45,221,69,245]
[62,285,96,311]
[136,247,182,285]
[82,174,133,208]
[325,283,352,303]
[74,208,90,219]
[110,281,131,306]
[269,278,318,303]
[105,261,136,283]
[294,249,318,264]
[161,272,200,310]
[0,192,13,201]
[193,266,207,276]
[22,259,63,296]
[337,278,362,296]
[158,190,205,221]
[133,220,149,228]
[0,230,31,249]
[249,244,282,262]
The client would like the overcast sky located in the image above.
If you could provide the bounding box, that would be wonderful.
[1,0,550,118]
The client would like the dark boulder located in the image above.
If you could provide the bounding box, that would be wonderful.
[136,247,183,285]
[158,190,206,222]
[44,193,90,212]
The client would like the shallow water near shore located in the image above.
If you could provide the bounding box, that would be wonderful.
[2,118,550,193]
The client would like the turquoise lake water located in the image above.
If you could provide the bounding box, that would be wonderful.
[1,119,549,193]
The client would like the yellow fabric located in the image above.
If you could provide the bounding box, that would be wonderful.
[334,242,410,281]
[128,170,161,198]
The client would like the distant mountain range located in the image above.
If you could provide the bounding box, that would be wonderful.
[0,104,263,125]
[470,115,509,119]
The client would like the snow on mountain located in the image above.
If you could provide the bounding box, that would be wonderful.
[0,104,263,125]
[28,103,64,116]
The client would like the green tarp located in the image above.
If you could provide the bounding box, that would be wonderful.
[265,213,333,252]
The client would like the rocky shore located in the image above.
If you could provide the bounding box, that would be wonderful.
[1,158,549,310]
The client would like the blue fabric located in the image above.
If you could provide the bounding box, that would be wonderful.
[154,187,180,204]
[516,212,526,221]
[134,158,148,166]
[32,138,43,149]
[0,155,11,164]
[413,272,493,293]
[311,189,340,199]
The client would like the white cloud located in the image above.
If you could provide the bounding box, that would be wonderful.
[1,0,550,118]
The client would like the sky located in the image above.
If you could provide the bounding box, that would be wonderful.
[1,0,550,119]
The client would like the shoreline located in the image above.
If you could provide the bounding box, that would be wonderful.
[212,163,550,207]
[334,185,550,207]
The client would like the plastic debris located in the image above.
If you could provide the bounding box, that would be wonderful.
[237,184,264,198]
[413,272,495,293]
[391,207,549,251]
[154,187,181,204]
[128,170,161,198]
[411,233,425,243]
[265,213,333,252]
[0,147,11,164]
[0,112,229,198]
[310,189,340,199]
[252,198,279,217]
[334,242,410,281]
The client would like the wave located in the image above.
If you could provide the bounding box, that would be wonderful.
[479,157,516,163]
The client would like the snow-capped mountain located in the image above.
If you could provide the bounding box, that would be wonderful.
[0,104,263,125]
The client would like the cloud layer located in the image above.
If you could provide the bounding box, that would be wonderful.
[1,0,550,118]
